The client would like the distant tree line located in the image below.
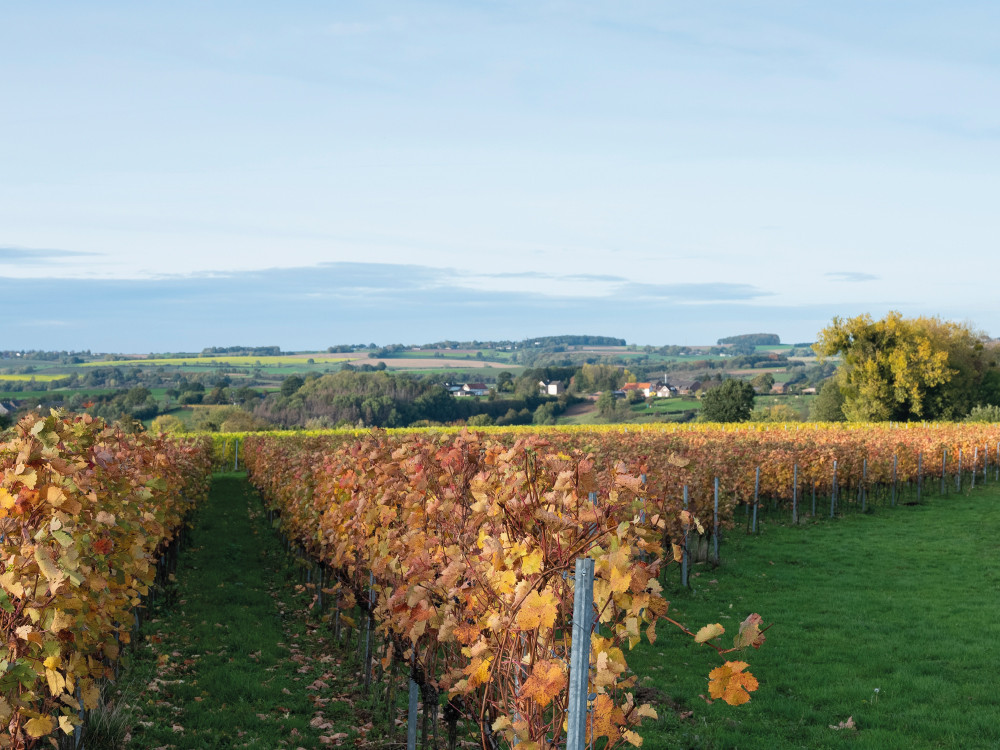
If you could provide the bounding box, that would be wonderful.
[716,333,781,346]
[200,345,282,357]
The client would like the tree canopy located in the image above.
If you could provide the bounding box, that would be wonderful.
[813,312,1000,421]
[700,379,756,422]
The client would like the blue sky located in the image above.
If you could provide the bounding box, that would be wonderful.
[3,2,999,352]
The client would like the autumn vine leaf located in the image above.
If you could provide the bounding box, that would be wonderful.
[708,661,760,706]
[694,622,725,643]
[733,612,767,650]
[514,589,558,631]
[519,660,566,707]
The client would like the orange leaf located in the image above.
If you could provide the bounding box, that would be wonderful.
[518,659,566,707]
[708,661,759,706]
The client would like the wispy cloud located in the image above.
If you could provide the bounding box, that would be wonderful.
[617,282,771,303]
[0,246,103,263]
[2,261,800,351]
[826,271,879,283]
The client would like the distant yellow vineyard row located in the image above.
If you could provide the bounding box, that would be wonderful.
[0,373,64,381]
[78,355,348,367]
[203,420,990,443]
[204,420,999,468]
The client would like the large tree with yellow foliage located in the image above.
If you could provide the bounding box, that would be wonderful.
[813,312,1000,421]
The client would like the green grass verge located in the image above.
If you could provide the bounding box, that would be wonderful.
[629,485,1000,749]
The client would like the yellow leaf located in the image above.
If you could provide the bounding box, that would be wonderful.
[50,609,74,633]
[81,681,101,709]
[24,715,53,739]
[592,694,624,742]
[34,548,63,584]
[609,565,631,594]
[46,486,67,507]
[58,715,75,734]
[492,715,512,732]
[623,729,644,746]
[493,569,517,596]
[44,656,62,670]
[466,657,492,688]
[16,467,38,489]
[694,623,725,643]
[625,617,640,649]
[636,703,658,720]
[521,548,544,576]
[0,488,14,509]
[514,590,558,631]
[46,667,66,696]
[1,570,25,598]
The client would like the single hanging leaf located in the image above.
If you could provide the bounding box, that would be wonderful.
[25,715,54,738]
[694,623,725,643]
[623,729,644,746]
[733,613,766,650]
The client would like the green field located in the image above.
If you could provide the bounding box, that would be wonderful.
[77,355,347,367]
[756,394,816,418]
[631,397,702,415]
[629,485,1000,749]
[386,349,516,361]
[0,388,118,401]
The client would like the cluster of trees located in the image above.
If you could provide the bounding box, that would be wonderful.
[200,345,282,357]
[717,333,781,347]
[813,312,1000,422]
[716,333,782,355]
[152,405,271,433]
[699,379,757,422]
[252,371,563,429]
[0,350,91,362]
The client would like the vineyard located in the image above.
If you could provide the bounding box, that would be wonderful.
[235,421,1000,748]
[0,412,213,748]
[4,417,1000,748]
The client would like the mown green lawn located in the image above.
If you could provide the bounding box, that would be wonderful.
[628,484,1000,749]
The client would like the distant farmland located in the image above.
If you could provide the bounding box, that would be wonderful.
[77,355,348,367]
[0,373,65,381]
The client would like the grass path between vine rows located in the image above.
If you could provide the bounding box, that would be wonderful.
[103,472,375,749]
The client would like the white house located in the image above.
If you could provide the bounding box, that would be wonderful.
[539,380,563,396]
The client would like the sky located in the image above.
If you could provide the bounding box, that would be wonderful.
[3,1,1000,352]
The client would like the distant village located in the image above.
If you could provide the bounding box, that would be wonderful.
[443,379,817,399]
